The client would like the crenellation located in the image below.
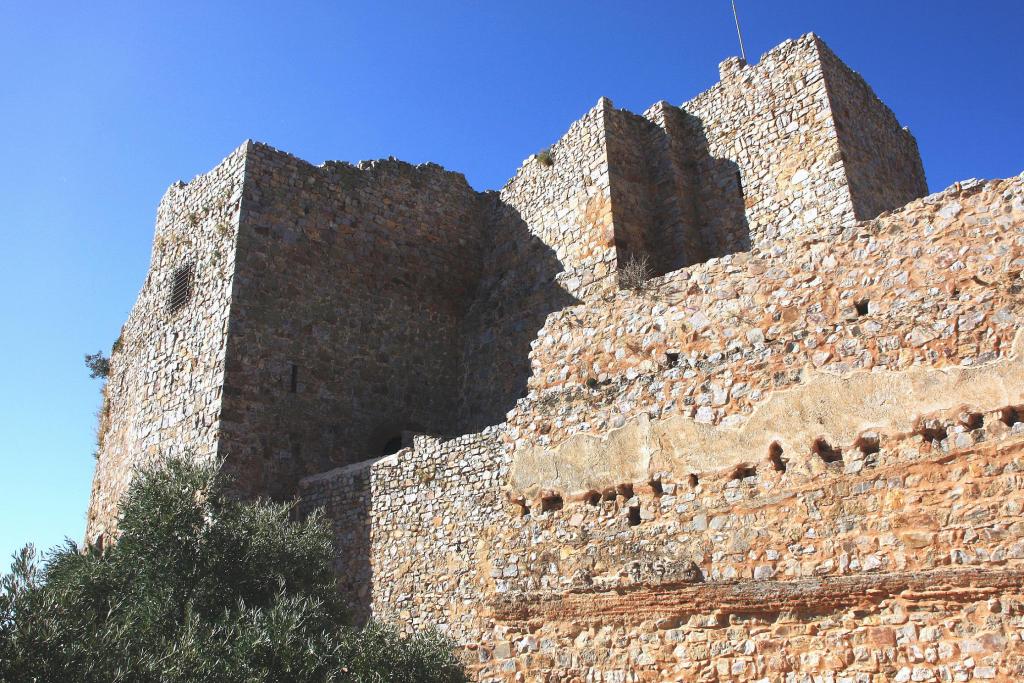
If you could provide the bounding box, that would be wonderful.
[86,34,1024,681]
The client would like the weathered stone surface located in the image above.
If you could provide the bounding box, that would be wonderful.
[87,31,1024,682]
[512,329,1024,497]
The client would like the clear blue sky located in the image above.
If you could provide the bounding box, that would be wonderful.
[1,1,1021,564]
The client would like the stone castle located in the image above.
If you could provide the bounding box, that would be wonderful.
[87,33,1024,680]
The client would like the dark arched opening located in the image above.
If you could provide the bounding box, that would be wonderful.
[380,435,404,456]
[368,421,428,459]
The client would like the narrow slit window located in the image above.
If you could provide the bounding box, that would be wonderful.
[167,263,194,314]
[289,363,298,393]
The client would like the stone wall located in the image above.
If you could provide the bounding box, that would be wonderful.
[456,197,578,433]
[298,430,509,631]
[218,143,489,499]
[86,143,247,541]
[498,99,618,300]
[300,397,1024,681]
[817,39,929,220]
[682,35,849,247]
[84,30,991,681]
[483,436,1024,681]
[678,32,923,252]
[509,175,1023,468]
[298,174,1024,681]
[603,104,714,277]
[91,33,933,519]
[636,103,715,272]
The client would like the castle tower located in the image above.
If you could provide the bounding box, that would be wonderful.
[87,33,927,543]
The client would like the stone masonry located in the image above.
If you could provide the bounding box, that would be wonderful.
[86,33,1024,680]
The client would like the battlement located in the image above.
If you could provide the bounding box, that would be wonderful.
[81,34,1024,681]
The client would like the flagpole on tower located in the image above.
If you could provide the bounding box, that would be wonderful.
[731,0,747,62]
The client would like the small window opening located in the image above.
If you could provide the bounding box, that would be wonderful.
[628,506,642,526]
[649,478,664,497]
[541,494,563,513]
[813,437,843,464]
[616,483,634,500]
[768,442,787,472]
[289,364,298,393]
[1000,406,1021,427]
[918,421,948,444]
[381,435,403,455]
[601,489,616,502]
[687,473,699,488]
[665,352,680,368]
[731,464,757,481]
[856,433,880,456]
[167,263,194,314]
[854,299,870,316]
[961,412,984,430]
[584,491,601,506]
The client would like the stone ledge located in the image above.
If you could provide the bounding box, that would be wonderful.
[491,566,1024,623]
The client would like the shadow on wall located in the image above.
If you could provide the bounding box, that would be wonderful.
[682,110,751,260]
[333,200,579,623]
[457,196,580,434]
[609,106,750,281]
[310,117,752,620]
[368,422,428,456]
[335,466,375,627]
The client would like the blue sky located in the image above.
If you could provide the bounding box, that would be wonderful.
[1,1,1021,564]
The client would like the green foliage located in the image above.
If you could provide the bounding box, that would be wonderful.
[535,149,554,167]
[0,458,467,683]
[84,350,110,379]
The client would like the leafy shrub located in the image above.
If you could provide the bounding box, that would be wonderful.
[535,149,554,167]
[83,351,110,379]
[0,458,467,683]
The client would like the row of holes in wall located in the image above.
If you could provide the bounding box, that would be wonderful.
[523,406,1022,525]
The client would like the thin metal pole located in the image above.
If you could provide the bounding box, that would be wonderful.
[731,0,747,62]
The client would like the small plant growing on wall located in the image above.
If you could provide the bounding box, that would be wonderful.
[536,148,554,167]
[619,254,651,292]
[216,219,233,239]
[84,351,110,379]
[416,464,436,485]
